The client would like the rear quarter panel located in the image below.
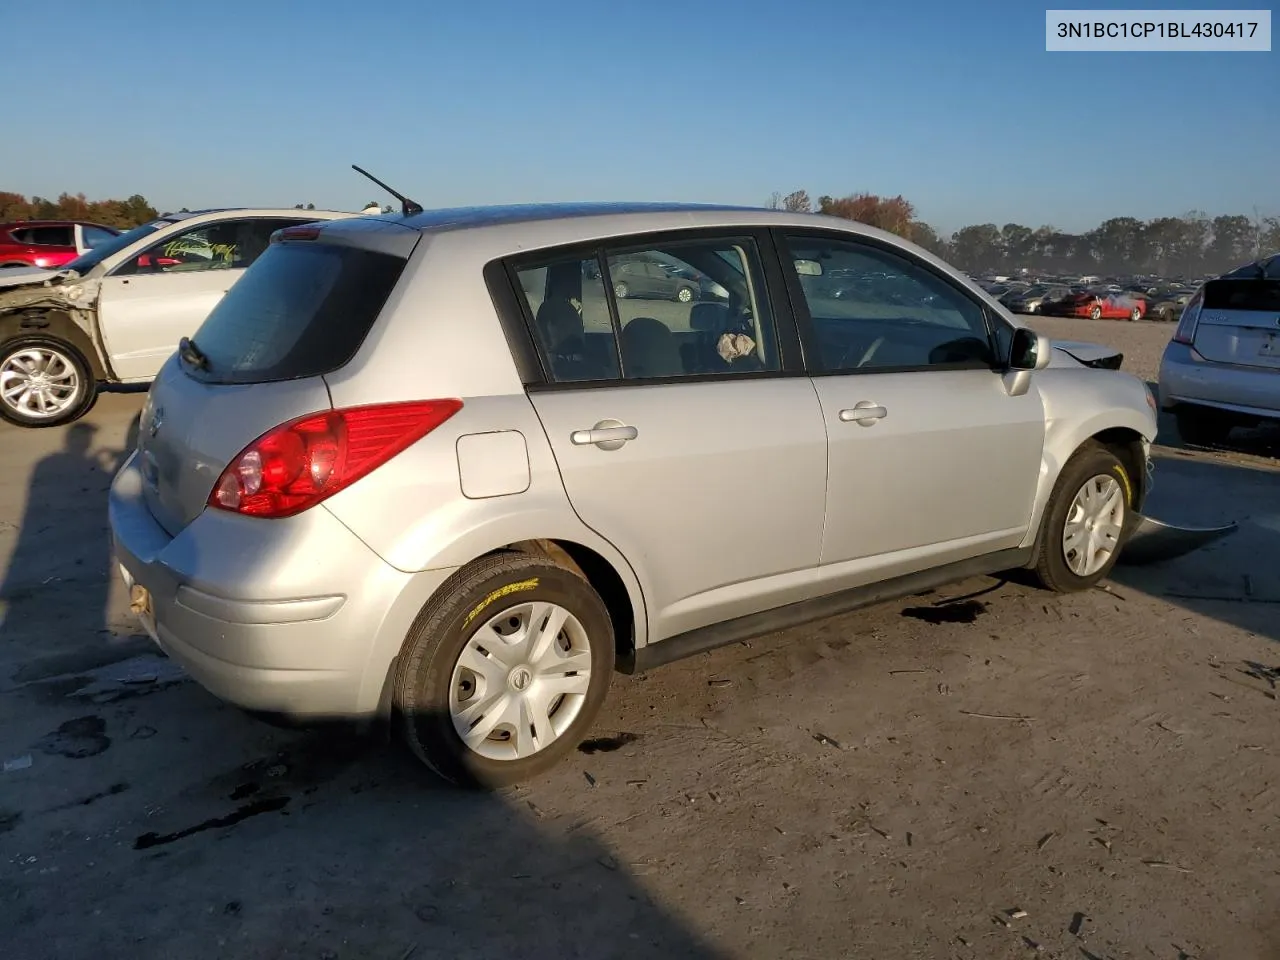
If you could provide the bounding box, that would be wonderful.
[1021,368,1157,548]
[320,394,651,650]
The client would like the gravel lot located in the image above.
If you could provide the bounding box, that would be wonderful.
[2,321,1278,959]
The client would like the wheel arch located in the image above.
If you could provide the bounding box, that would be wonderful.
[362,530,648,719]
[0,308,108,379]
[1022,399,1155,555]
[482,538,638,668]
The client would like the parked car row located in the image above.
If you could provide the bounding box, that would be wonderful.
[971,274,1198,322]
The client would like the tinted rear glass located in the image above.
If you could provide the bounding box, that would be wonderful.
[185,240,408,384]
[1201,278,1280,313]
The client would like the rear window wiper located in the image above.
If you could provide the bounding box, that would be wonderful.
[178,336,209,370]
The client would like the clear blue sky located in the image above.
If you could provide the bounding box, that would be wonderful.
[4,0,1275,234]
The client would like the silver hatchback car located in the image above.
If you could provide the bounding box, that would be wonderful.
[109,203,1158,786]
[1157,258,1280,445]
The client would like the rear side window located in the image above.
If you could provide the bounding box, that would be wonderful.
[11,226,74,246]
[1201,278,1280,312]
[185,241,407,384]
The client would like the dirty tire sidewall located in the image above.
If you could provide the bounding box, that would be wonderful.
[394,553,615,789]
[1033,444,1132,593]
[0,336,97,428]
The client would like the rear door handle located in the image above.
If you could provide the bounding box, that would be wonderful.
[570,423,637,449]
[839,402,887,425]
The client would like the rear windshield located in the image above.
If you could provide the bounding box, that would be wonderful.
[184,240,408,384]
[1201,278,1280,313]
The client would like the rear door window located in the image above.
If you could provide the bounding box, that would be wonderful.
[514,235,781,384]
[12,226,74,246]
[183,240,409,384]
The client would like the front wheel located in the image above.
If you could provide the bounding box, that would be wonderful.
[1129,306,1142,321]
[1089,305,1102,320]
[1033,444,1133,592]
[676,285,694,304]
[0,337,97,428]
[614,281,629,299]
[394,553,615,788]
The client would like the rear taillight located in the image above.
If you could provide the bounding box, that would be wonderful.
[208,400,463,519]
[1171,291,1203,345]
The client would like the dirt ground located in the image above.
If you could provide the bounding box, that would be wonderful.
[2,319,1278,960]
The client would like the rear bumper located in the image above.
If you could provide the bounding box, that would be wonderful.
[109,452,457,720]
[1157,342,1280,422]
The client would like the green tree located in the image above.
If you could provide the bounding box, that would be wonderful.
[949,223,1002,272]
[1207,214,1255,271]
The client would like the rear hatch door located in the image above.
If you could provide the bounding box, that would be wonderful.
[137,219,420,536]
[1192,278,1280,370]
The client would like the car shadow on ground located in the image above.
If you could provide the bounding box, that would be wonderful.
[0,414,138,657]
[4,709,727,960]
[1111,448,1280,646]
[2,408,722,959]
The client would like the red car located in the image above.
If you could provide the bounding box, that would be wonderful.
[1048,291,1146,321]
[0,220,122,269]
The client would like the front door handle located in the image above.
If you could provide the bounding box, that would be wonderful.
[839,402,888,425]
[570,422,637,450]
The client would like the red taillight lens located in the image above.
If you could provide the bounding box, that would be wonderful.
[1171,291,1203,345]
[208,400,463,519]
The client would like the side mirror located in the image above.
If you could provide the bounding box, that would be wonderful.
[1004,327,1052,397]
[1010,327,1052,371]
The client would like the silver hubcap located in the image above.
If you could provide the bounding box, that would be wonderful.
[677,287,692,302]
[1062,475,1125,577]
[0,347,81,419]
[449,601,592,762]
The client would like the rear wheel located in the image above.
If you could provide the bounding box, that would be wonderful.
[1033,444,1133,592]
[1129,306,1142,322]
[394,553,615,788]
[676,285,694,304]
[1089,305,1102,320]
[1175,406,1233,447]
[614,281,629,299]
[0,337,97,428]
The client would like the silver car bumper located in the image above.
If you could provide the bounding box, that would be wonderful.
[108,452,456,720]
[1158,342,1280,421]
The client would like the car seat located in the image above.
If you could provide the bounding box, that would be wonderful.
[621,316,683,378]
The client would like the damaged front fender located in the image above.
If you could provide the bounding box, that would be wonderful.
[0,275,108,378]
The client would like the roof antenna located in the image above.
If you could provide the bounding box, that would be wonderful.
[351,164,423,216]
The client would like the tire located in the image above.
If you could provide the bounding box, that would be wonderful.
[614,281,629,299]
[1129,306,1142,322]
[0,336,98,428]
[1175,407,1233,447]
[394,553,615,788]
[676,285,694,304]
[1032,443,1134,593]
[1157,306,1172,322]
[1089,305,1102,320]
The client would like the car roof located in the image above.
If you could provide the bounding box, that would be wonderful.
[156,207,354,222]
[0,220,119,229]
[335,201,932,263]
